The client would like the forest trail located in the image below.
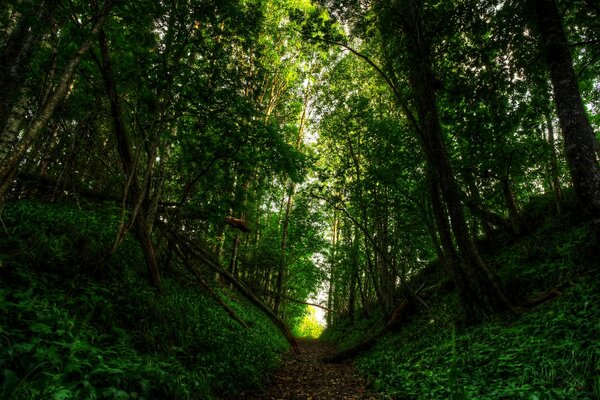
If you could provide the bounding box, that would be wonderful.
[236,338,376,399]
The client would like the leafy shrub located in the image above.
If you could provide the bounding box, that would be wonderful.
[0,200,144,274]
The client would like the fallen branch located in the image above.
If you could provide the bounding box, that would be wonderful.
[172,243,249,329]
[161,223,299,353]
[256,288,333,312]
[522,288,562,309]
[322,283,437,363]
[322,300,412,363]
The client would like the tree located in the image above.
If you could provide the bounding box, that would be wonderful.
[534,0,600,235]
[0,0,113,198]
[315,0,516,319]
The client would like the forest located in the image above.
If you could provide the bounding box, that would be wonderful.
[0,0,599,399]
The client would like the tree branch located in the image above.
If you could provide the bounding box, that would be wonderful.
[256,288,333,312]
[298,30,422,136]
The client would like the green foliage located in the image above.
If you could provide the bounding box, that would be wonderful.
[493,197,597,300]
[324,214,600,399]
[320,310,385,350]
[293,306,325,338]
[0,200,142,274]
[0,201,288,399]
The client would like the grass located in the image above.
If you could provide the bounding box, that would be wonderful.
[0,200,288,399]
[323,199,600,399]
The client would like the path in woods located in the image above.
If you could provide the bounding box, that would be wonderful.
[236,338,377,400]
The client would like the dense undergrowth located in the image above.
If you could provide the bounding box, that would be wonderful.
[0,201,288,400]
[323,197,600,399]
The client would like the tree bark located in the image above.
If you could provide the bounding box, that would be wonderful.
[535,0,600,235]
[273,183,294,315]
[428,173,478,318]
[463,171,495,239]
[326,212,339,327]
[501,175,526,235]
[97,28,161,289]
[403,0,514,319]
[0,1,51,131]
[347,224,360,319]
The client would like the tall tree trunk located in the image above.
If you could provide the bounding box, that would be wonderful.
[501,175,525,235]
[97,29,161,289]
[326,212,339,327]
[347,224,360,320]
[227,176,251,286]
[273,182,294,315]
[429,173,477,318]
[405,0,513,319]
[0,1,52,131]
[229,233,241,278]
[545,112,562,214]
[273,76,311,315]
[464,170,494,240]
[535,0,600,235]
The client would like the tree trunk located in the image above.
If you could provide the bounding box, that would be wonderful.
[535,0,600,235]
[501,176,525,235]
[164,226,299,352]
[347,225,360,320]
[326,212,338,327]
[229,233,241,278]
[0,2,113,198]
[463,170,495,240]
[0,2,51,130]
[97,28,161,289]
[405,1,513,319]
[545,112,562,214]
[273,182,294,315]
[273,76,311,315]
[429,173,478,318]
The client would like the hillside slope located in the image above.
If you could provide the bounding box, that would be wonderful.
[0,201,288,400]
[323,204,600,399]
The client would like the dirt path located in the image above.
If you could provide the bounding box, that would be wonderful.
[236,338,377,400]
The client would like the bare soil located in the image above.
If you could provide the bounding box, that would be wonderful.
[235,338,377,400]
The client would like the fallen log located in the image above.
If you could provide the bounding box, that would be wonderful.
[172,244,249,329]
[322,300,412,363]
[255,287,333,312]
[522,288,562,309]
[161,223,299,353]
[322,283,435,363]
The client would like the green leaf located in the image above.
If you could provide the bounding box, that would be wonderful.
[52,388,72,400]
